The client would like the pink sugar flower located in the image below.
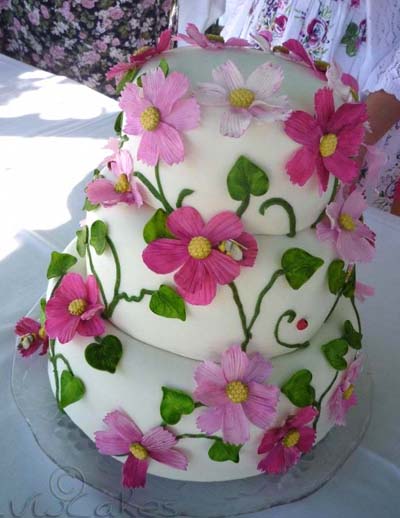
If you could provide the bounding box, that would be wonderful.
[316,187,375,263]
[86,139,143,207]
[119,68,200,166]
[15,317,49,357]
[257,406,317,474]
[142,207,258,305]
[45,273,105,344]
[95,410,188,488]
[107,29,172,81]
[355,281,375,302]
[196,60,291,138]
[326,62,359,102]
[194,345,279,445]
[176,23,250,49]
[284,87,368,192]
[251,30,273,51]
[328,356,363,426]
[282,39,327,81]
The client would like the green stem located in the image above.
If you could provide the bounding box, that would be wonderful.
[49,339,62,411]
[176,433,220,441]
[87,242,108,311]
[53,354,73,374]
[313,371,339,430]
[50,276,63,298]
[274,310,310,349]
[324,289,343,323]
[117,289,155,303]
[155,162,174,214]
[351,296,362,334]
[241,269,285,350]
[311,178,339,229]
[103,235,121,318]
[228,282,251,347]
[236,196,250,218]
[259,198,296,237]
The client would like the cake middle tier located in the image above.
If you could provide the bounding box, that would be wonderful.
[86,204,339,361]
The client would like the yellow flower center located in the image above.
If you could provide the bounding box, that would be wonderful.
[188,236,212,260]
[282,429,301,448]
[314,59,330,72]
[140,106,160,131]
[129,442,149,460]
[339,213,356,232]
[114,173,130,193]
[68,298,87,316]
[272,45,289,54]
[206,34,225,43]
[319,133,338,157]
[134,45,151,56]
[229,88,255,109]
[225,381,249,403]
[38,326,46,340]
[343,384,354,400]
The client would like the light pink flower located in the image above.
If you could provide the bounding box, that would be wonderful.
[45,273,105,344]
[316,187,375,263]
[251,30,273,51]
[328,356,363,426]
[15,317,49,357]
[326,62,359,102]
[107,29,171,81]
[196,60,291,138]
[119,68,200,166]
[284,87,368,192]
[355,281,374,302]
[282,39,326,81]
[142,207,258,305]
[86,139,143,207]
[95,410,188,488]
[176,23,250,49]
[194,345,279,445]
[257,406,317,474]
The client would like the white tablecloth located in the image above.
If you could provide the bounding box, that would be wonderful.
[1,54,400,517]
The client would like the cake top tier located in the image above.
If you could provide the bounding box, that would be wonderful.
[118,44,349,235]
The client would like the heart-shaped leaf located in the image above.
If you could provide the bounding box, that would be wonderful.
[227,156,269,201]
[208,439,241,463]
[327,259,346,295]
[159,58,169,76]
[281,369,316,407]
[343,320,362,350]
[281,248,324,290]
[76,226,88,258]
[160,387,195,425]
[85,335,123,374]
[90,220,108,255]
[322,338,349,370]
[60,370,85,409]
[39,298,46,326]
[150,285,186,321]
[116,68,138,95]
[83,197,99,211]
[114,111,123,135]
[143,209,174,244]
[47,251,77,279]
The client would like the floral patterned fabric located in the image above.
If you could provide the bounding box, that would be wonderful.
[0,0,174,97]
[222,0,400,212]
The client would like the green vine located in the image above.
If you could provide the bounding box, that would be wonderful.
[134,163,174,214]
[311,178,339,229]
[86,241,108,312]
[236,195,250,218]
[155,162,174,214]
[259,198,296,237]
[350,297,362,333]
[313,371,339,430]
[228,282,251,345]
[274,310,310,349]
[176,433,220,440]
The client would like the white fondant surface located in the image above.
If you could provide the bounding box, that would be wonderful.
[86,204,339,361]
[123,47,337,235]
[49,240,358,482]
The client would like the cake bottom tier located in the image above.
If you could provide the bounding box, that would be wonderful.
[47,240,360,482]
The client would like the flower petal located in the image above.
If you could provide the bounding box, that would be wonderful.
[244,353,272,383]
[177,266,217,305]
[355,281,375,302]
[221,345,249,382]
[163,97,201,131]
[257,427,285,455]
[155,71,190,117]
[196,406,224,434]
[328,102,368,134]
[95,430,131,455]
[167,206,204,239]
[58,272,87,301]
[296,426,316,453]
[246,62,284,99]
[155,122,185,165]
[220,109,252,137]
[150,448,188,470]
[141,68,166,106]
[222,402,249,444]
[203,211,243,244]
[288,406,318,428]
[286,147,316,186]
[122,455,148,488]
[194,360,226,388]
[103,409,143,443]
[86,275,100,305]
[81,303,104,320]
[77,315,105,338]
[212,60,244,91]
[336,125,365,157]
[195,83,228,106]
[284,111,321,146]
[142,239,188,274]
[282,445,302,470]
[316,154,330,193]
[204,250,240,285]
[119,83,150,118]
[86,179,121,206]
[236,232,258,267]
[194,383,228,407]
[15,317,40,336]
[142,426,177,452]
[341,189,367,220]
[257,444,286,474]
[137,131,159,166]
[324,152,358,184]
[174,257,208,296]
[242,382,279,428]
[314,87,335,129]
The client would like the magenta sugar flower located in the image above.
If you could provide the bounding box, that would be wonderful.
[86,138,143,208]
[142,206,258,305]
[176,23,249,49]
[45,273,105,344]
[284,87,368,192]
[328,356,363,426]
[282,39,326,81]
[95,410,188,488]
[316,187,375,263]
[119,68,200,166]
[194,345,279,445]
[15,317,49,357]
[257,406,317,474]
[196,60,291,138]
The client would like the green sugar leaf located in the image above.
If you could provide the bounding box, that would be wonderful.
[85,335,123,374]
[322,338,349,370]
[47,251,77,279]
[343,320,362,350]
[327,259,346,295]
[208,439,241,463]
[227,156,269,201]
[159,58,169,76]
[83,197,99,212]
[143,209,174,244]
[150,285,186,321]
[281,248,324,289]
[160,387,195,425]
[114,111,123,135]
[90,220,108,255]
[281,369,316,407]
[60,370,85,409]
[76,226,88,258]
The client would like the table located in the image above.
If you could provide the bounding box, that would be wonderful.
[1,54,400,518]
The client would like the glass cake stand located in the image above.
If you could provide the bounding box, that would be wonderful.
[12,300,373,517]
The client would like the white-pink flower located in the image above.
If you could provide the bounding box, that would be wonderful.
[328,356,363,426]
[119,68,201,165]
[196,60,291,138]
[326,62,359,102]
[176,23,250,49]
